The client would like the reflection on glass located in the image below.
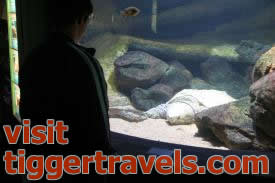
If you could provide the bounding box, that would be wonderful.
[11,49,18,83]
[9,0,15,12]
[9,12,17,50]
[6,0,20,121]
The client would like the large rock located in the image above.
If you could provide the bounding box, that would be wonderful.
[114,51,169,93]
[200,56,249,98]
[252,46,275,82]
[130,61,193,111]
[166,89,236,125]
[250,72,275,150]
[131,84,174,111]
[235,40,271,64]
[195,97,264,150]
[159,60,193,93]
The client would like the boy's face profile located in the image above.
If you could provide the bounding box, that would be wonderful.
[74,13,93,42]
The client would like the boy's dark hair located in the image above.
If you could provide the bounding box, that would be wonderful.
[49,0,93,30]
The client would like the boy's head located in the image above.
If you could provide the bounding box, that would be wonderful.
[50,0,93,31]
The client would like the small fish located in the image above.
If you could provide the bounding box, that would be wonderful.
[120,7,140,17]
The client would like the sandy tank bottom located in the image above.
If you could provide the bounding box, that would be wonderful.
[110,118,229,150]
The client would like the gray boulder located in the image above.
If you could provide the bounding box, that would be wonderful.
[235,40,271,64]
[200,56,249,98]
[250,72,275,150]
[130,60,193,111]
[195,97,263,150]
[114,51,169,93]
[131,84,174,111]
[159,60,193,92]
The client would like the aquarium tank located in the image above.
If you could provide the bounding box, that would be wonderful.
[80,0,275,151]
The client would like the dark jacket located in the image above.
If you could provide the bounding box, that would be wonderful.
[19,33,113,182]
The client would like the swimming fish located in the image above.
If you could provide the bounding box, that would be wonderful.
[120,7,140,17]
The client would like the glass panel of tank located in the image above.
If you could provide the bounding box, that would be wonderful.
[81,0,275,151]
